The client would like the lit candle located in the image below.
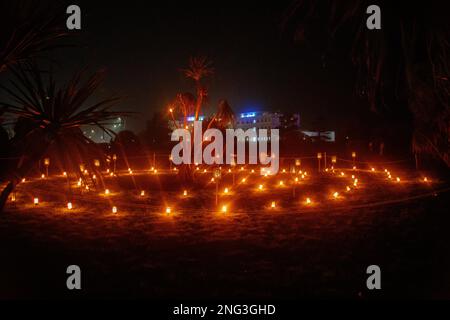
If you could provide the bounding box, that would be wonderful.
[333,192,339,199]
[224,188,229,194]
[112,206,117,214]
[183,190,188,196]
[67,202,73,210]
[306,198,311,205]
[105,189,110,195]
[34,197,39,205]
[271,201,276,208]
[166,207,171,214]
[258,184,263,191]
[221,205,227,213]
[140,190,145,196]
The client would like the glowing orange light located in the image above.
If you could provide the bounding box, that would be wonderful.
[271,201,276,208]
[77,181,82,187]
[34,197,39,205]
[211,178,215,182]
[106,169,110,173]
[165,207,171,214]
[85,185,89,191]
[346,186,351,192]
[92,174,96,180]
[41,174,45,179]
[228,169,231,173]
[340,172,345,176]
[224,187,229,194]
[203,169,207,173]
[282,169,286,173]
[279,181,284,186]
[423,177,428,182]
[353,166,356,170]
[333,192,339,199]
[63,172,67,176]
[11,194,16,202]
[140,190,145,196]
[221,205,227,213]
[396,177,401,182]
[371,167,375,172]
[258,184,263,191]
[169,108,173,113]
[105,189,110,195]
[241,178,246,183]
[67,202,73,210]
[241,167,244,171]
[251,169,255,173]
[295,177,299,182]
[110,172,114,177]
[183,190,188,196]
[22,178,26,183]
[305,198,312,205]
[112,206,117,214]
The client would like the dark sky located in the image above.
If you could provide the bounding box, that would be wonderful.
[55,0,363,132]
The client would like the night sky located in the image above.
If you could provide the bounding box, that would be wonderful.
[49,1,364,132]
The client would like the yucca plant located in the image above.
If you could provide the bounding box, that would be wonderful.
[0,1,70,73]
[0,63,130,211]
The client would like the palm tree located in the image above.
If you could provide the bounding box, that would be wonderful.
[209,99,235,130]
[181,56,214,121]
[284,1,449,166]
[168,57,214,183]
[0,63,129,211]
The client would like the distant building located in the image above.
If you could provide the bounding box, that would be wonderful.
[83,117,125,142]
[168,115,205,131]
[301,130,336,142]
[235,111,300,131]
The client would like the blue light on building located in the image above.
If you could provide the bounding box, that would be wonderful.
[240,112,257,118]
[187,116,205,121]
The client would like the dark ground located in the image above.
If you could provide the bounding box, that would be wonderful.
[0,168,449,299]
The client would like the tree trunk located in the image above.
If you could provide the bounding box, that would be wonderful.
[0,180,16,213]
